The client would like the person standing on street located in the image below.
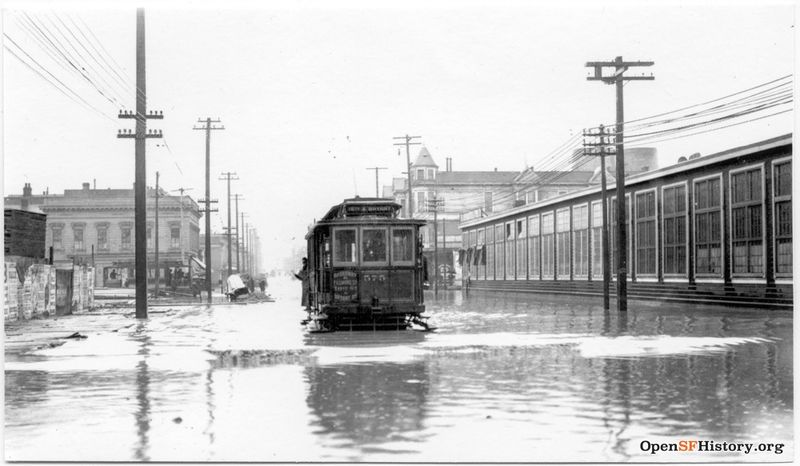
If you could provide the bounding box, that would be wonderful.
[294,258,310,310]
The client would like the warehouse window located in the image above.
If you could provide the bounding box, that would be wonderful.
[591,201,604,278]
[663,184,687,275]
[505,222,514,279]
[495,224,504,279]
[731,166,763,275]
[486,225,495,279]
[695,176,722,275]
[516,219,526,278]
[573,204,589,277]
[542,212,554,278]
[773,159,792,275]
[635,190,657,275]
[556,209,571,278]
[528,215,540,280]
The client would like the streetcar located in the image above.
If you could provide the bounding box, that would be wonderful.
[302,197,431,332]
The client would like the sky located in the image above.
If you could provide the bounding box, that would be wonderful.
[2,0,796,270]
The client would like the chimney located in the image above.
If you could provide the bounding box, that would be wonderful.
[82,182,90,192]
[21,183,32,210]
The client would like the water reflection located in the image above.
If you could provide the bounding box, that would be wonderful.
[304,361,429,454]
[132,321,152,462]
[3,284,793,461]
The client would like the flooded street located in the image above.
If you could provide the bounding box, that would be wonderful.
[4,277,792,462]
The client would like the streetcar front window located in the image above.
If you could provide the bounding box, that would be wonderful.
[391,228,414,265]
[362,228,388,265]
[333,228,357,265]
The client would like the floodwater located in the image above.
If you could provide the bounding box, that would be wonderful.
[4,277,793,462]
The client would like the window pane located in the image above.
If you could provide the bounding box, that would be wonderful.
[334,229,357,263]
[362,229,387,263]
[392,229,413,262]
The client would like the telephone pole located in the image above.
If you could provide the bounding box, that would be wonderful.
[193,117,224,302]
[393,135,421,217]
[586,56,654,313]
[365,167,388,197]
[219,171,238,279]
[117,8,163,319]
[583,124,614,310]
[427,196,444,299]
[154,171,160,298]
[241,212,248,274]
[232,194,244,272]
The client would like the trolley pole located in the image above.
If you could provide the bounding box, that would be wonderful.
[583,124,614,310]
[393,135,422,217]
[366,167,388,198]
[586,56,654,313]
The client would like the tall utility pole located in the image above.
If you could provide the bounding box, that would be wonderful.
[427,196,444,298]
[242,220,248,275]
[154,171,160,298]
[393,135,421,217]
[219,172,238,279]
[170,187,194,267]
[193,118,224,302]
[232,194,244,272]
[240,212,248,273]
[583,124,614,310]
[586,56,654,313]
[365,167,388,197]
[117,8,163,319]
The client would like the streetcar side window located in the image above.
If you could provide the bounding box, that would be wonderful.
[391,228,414,265]
[361,228,388,265]
[333,228,357,266]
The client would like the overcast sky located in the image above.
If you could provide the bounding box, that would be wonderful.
[2,0,795,269]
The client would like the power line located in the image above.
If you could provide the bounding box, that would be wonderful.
[3,34,116,122]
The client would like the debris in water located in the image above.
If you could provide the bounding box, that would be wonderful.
[64,332,88,339]
[173,417,183,424]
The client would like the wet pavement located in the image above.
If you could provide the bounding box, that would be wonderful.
[4,277,793,462]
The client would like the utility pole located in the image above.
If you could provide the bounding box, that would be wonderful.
[219,172,238,279]
[427,196,444,299]
[232,194,244,272]
[365,167,388,197]
[393,135,422,217]
[193,117,224,303]
[583,124,614,310]
[241,219,248,276]
[586,56,654,313]
[241,212,247,273]
[154,171,160,298]
[117,8,163,319]
[170,187,194,267]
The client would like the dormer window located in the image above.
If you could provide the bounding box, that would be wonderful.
[416,169,425,181]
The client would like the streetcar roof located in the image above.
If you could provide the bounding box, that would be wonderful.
[306,197,425,239]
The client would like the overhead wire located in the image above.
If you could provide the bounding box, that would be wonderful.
[3,35,116,122]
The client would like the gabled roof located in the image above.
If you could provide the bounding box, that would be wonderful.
[412,146,438,168]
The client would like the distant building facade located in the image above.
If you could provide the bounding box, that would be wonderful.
[5,182,201,287]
